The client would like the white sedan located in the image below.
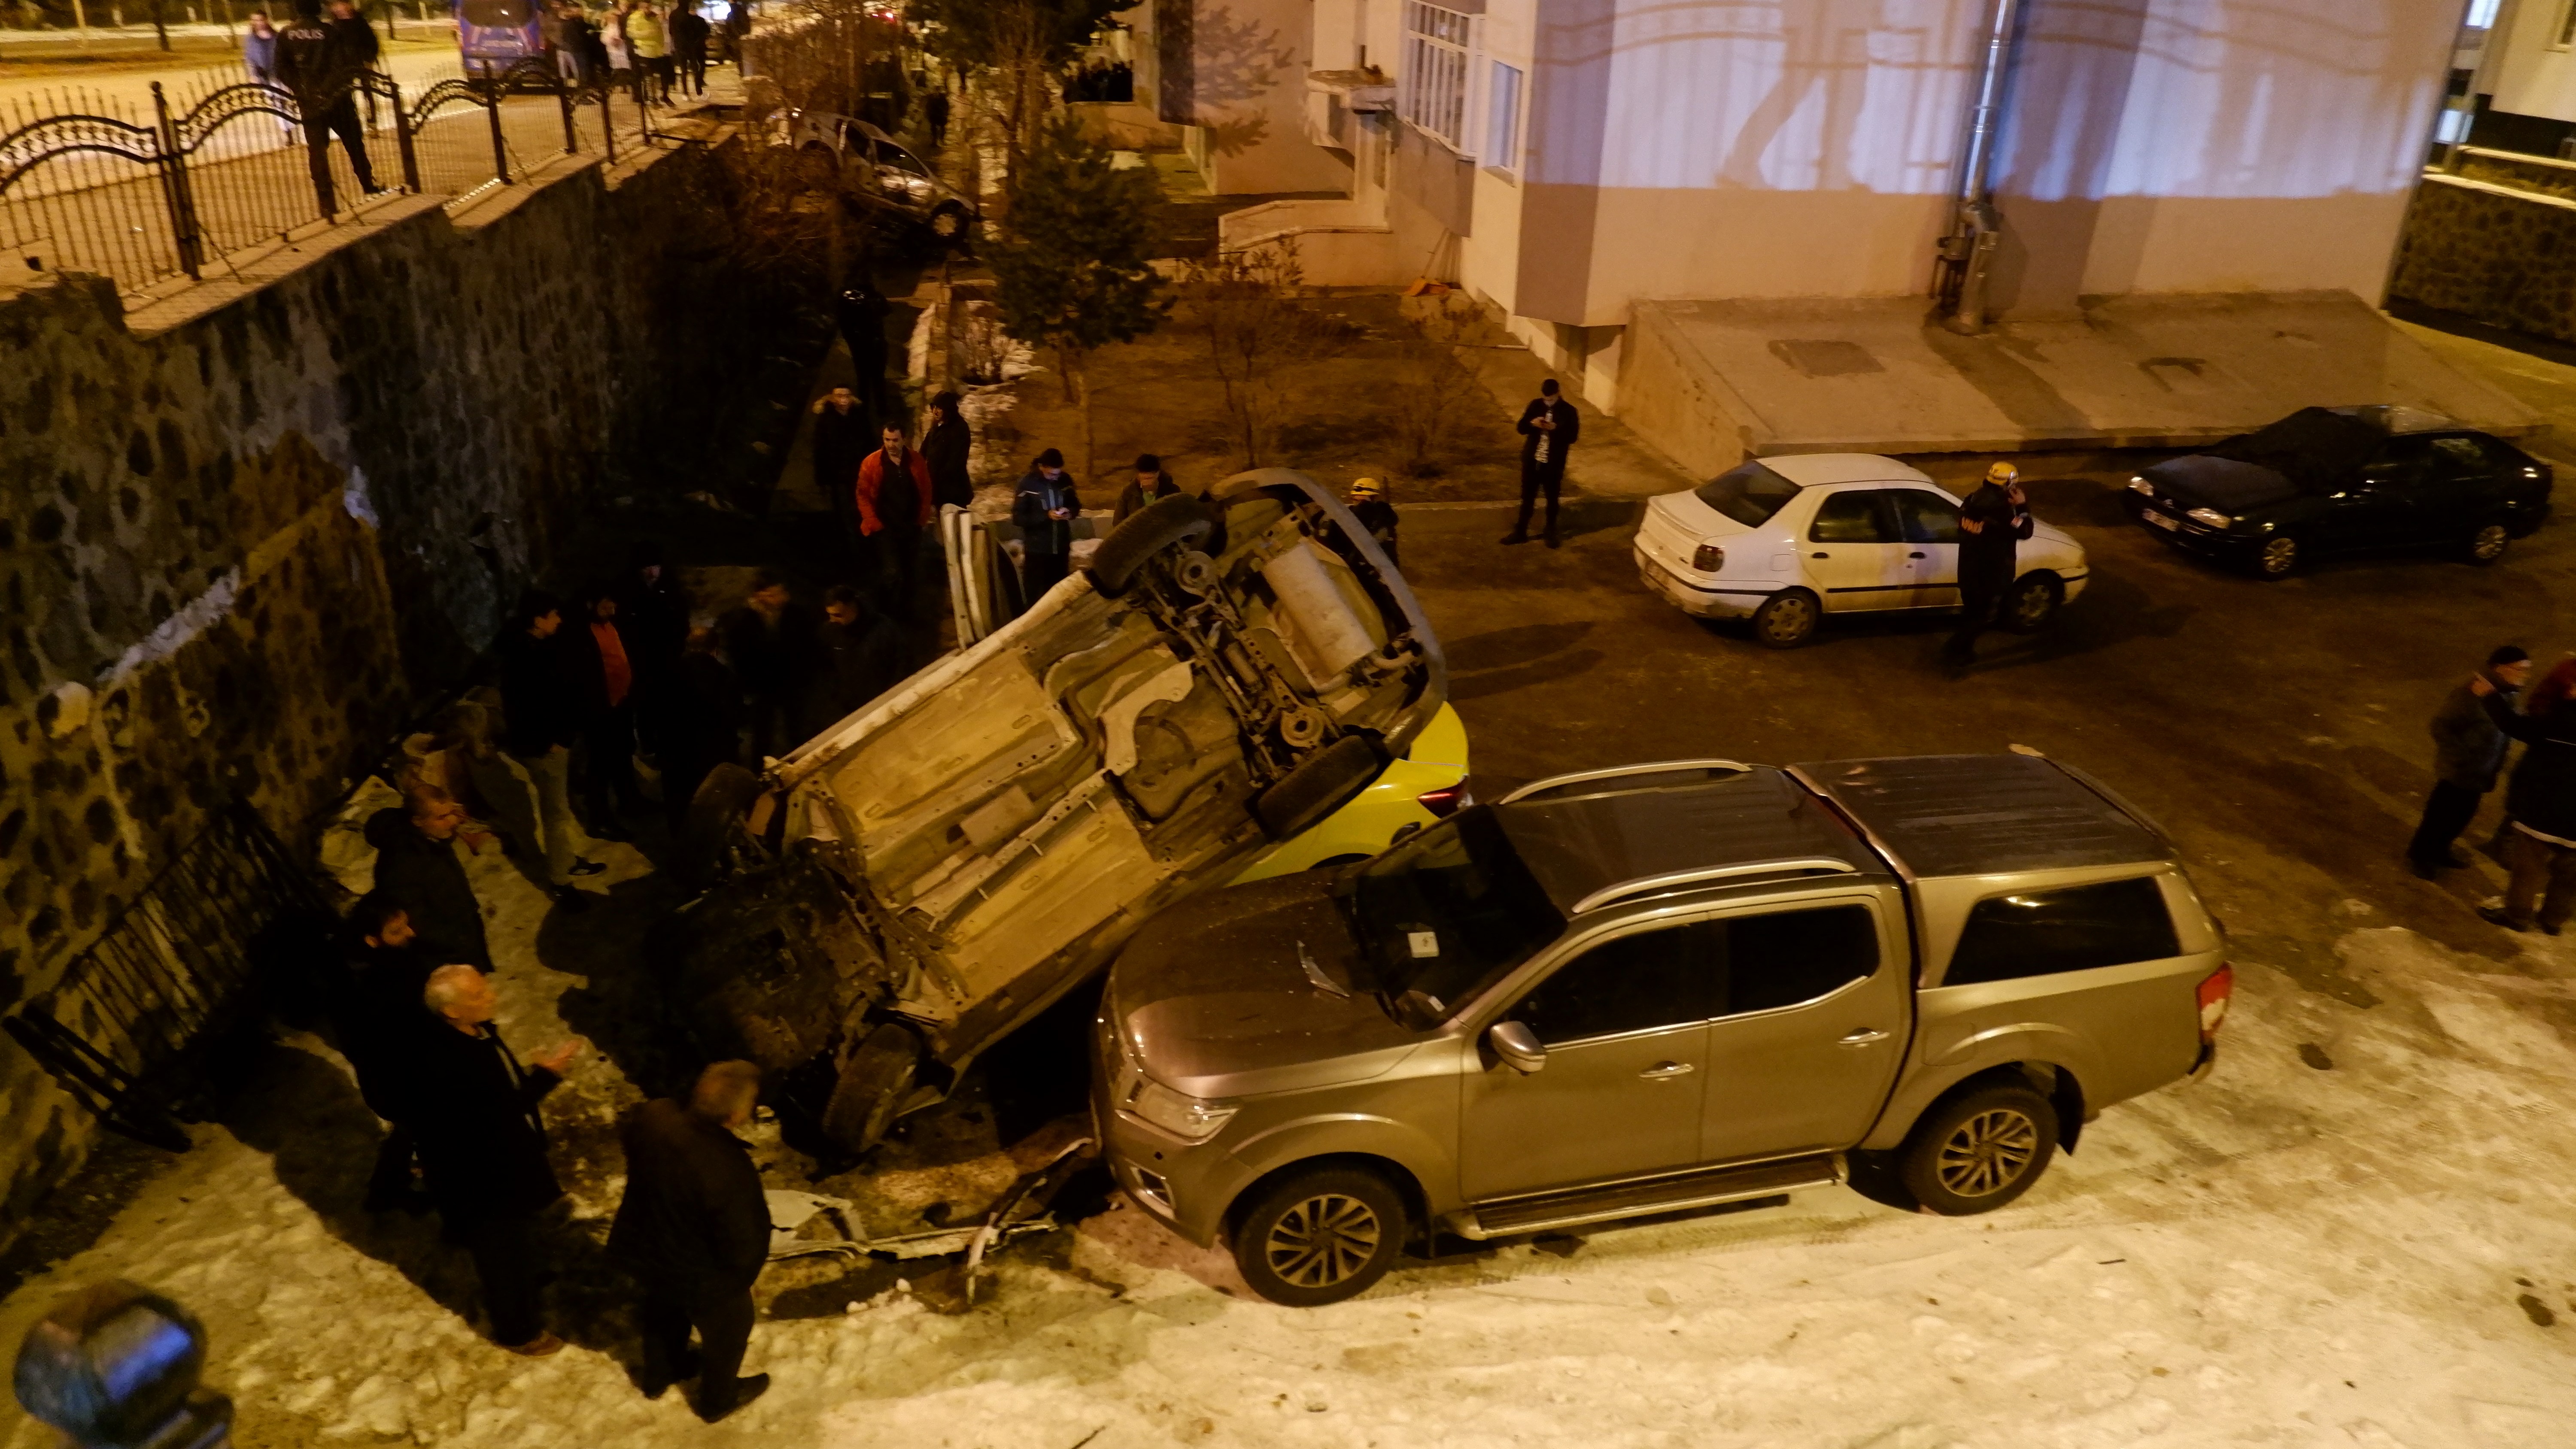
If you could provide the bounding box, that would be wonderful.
[1633,453,2090,648]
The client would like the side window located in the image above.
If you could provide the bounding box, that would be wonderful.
[1889,489,1961,544]
[2473,436,2531,473]
[2430,436,2492,479]
[1509,921,1722,1045]
[1808,491,1892,544]
[1722,905,1880,1015]
[2362,437,2434,486]
[1944,878,2180,986]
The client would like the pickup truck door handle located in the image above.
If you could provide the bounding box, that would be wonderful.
[1638,1061,1696,1079]
[1838,1028,1890,1046]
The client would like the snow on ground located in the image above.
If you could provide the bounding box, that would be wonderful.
[6,828,2576,1446]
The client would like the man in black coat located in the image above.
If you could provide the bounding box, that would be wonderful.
[662,627,744,832]
[2410,644,2530,878]
[362,789,492,974]
[613,543,690,762]
[273,0,378,204]
[401,966,584,1355]
[1942,461,2035,667]
[671,0,710,94]
[2474,676,2576,933]
[497,591,600,901]
[717,572,819,764]
[1503,379,1580,548]
[334,893,439,1213]
[806,586,900,736]
[609,1061,774,1420]
[1012,449,1078,602]
[810,386,874,571]
[1113,454,1180,524]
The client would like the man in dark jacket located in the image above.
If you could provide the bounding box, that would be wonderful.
[612,543,690,762]
[1114,454,1180,524]
[362,789,492,973]
[922,391,975,512]
[335,894,438,1213]
[2410,645,2530,878]
[2474,676,2576,933]
[609,1061,773,1420]
[565,587,644,833]
[402,966,583,1355]
[662,627,744,831]
[811,387,874,570]
[806,586,899,734]
[718,572,818,764]
[1013,449,1078,602]
[496,591,599,900]
[835,284,891,414]
[273,0,379,206]
[671,0,711,94]
[1942,461,2035,666]
[1503,379,1580,548]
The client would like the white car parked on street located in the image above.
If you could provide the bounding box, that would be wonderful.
[1634,454,2090,648]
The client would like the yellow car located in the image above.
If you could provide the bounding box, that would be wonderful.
[676,470,1459,1152]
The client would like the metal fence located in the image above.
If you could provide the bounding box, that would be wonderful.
[0,55,675,302]
[1,803,333,1152]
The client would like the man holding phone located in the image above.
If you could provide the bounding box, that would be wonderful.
[1944,461,2033,666]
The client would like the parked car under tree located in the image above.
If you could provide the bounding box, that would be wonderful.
[2123,405,2553,579]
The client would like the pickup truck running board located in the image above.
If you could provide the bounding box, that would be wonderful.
[1457,1152,1845,1240]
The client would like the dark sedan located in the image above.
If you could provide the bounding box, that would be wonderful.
[2123,406,2553,579]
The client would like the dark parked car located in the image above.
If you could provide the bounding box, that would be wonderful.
[2123,406,2552,579]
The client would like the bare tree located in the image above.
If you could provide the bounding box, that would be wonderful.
[1184,240,1342,469]
[1380,293,1491,479]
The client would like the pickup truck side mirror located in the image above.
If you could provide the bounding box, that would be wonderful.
[1488,1020,1546,1075]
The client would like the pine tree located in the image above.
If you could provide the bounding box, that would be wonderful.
[987,112,1170,485]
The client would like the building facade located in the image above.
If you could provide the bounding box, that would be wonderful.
[1155,0,2462,401]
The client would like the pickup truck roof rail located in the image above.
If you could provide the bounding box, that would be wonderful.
[1571,856,1860,915]
[1501,759,1754,806]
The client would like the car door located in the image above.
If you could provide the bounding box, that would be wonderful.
[1801,488,1914,612]
[2336,437,2436,547]
[1697,899,1910,1163]
[1457,920,1721,1202]
[2417,434,2501,540]
[1886,487,1963,609]
[874,138,935,209]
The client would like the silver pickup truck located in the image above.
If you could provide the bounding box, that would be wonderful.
[1094,753,2232,1305]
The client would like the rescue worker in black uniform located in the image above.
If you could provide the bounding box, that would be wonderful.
[1944,461,2034,666]
[1349,476,1400,567]
[274,0,379,209]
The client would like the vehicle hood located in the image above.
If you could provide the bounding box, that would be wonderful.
[2141,454,2298,514]
[1110,872,1419,1095]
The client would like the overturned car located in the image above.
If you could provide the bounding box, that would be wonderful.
[676,470,1462,1152]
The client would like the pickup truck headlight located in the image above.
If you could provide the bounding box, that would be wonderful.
[2127,477,2154,495]
[1127,1078,1238,1143]
[2187,507,2233,528]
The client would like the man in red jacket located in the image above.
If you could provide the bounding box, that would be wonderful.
[855,421,935,619]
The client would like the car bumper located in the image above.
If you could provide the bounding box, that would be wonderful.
[2123,497,2262,565]
[1093,1025,1247,1247]
[1634,544,1775,620]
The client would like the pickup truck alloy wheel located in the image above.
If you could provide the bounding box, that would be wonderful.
[1233,1167,1406,1307]
[2254,535,2299,579]
[1898,1082,2059,1216]
[1751,590,1819,649]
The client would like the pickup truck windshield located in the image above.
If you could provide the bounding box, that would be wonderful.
[1345,807,1563,1019]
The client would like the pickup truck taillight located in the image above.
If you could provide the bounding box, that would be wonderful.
[2196,964,2234,1042]
[1416,785,1467,818]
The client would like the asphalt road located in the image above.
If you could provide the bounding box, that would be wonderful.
[1402,470,2575,1005]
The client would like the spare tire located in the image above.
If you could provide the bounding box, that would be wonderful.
[1252,734,1390,841]
[1088,495,1220,598]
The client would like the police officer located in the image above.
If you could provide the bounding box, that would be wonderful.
[1944,461,2033,666]
[1349,477,1400,567]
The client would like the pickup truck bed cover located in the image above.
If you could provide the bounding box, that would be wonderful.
[1789,755,2167,881]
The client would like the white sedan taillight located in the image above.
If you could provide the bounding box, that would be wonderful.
[1692,544,1725,572]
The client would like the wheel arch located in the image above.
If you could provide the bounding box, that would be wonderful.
[1863,1051,2093,1155]
[1221,1150,1435,1251]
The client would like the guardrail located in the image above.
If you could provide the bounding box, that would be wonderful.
[0,55,673,302]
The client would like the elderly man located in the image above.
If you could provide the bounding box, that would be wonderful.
[403,966,585,1356]
[362,788,493,973]
[610,1061,774,1421]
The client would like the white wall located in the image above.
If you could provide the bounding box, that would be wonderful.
[2490,0,2576,121]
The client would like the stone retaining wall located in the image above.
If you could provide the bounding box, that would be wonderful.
[2390,159,2576,345]
[0,131,774,1239]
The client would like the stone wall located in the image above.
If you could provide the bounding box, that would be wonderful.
[0,134,776,1239]
[2390,158,2576,345]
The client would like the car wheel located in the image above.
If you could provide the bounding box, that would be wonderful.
[2466,519,2511,566]
[2002,572,2063,634]
[1750,590,1820,649]
[1232,1165,1406,1307]
[2253,534,2299,579]
[1898,1082,2059,1216]
[821,1022,921,1151]
[681,763,769,891]
[1088,495,1220,597]
[928,202,969,240]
